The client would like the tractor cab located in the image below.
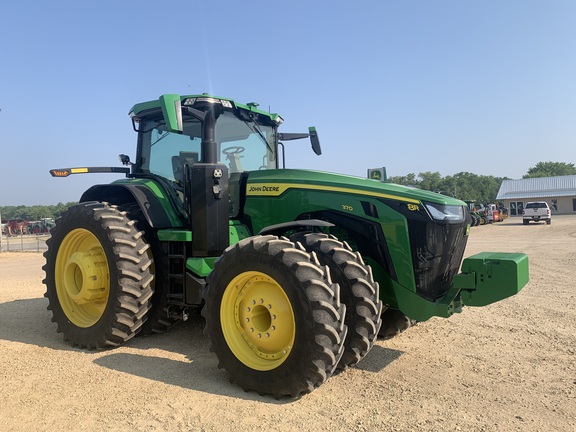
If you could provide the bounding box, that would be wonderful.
[125,95,319,223]
[130,97,279,180]
[128,95,318,179]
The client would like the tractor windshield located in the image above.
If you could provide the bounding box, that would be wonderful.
[137,111,277,182]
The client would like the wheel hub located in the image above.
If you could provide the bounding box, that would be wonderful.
[63,250,108,304]
[55,228,110,327]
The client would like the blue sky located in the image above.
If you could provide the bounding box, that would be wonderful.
[1,0,574,205]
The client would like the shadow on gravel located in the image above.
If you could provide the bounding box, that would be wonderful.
[0,296,204,354]
[92,350,284,402]
[0,297,273,401]
[1,296,404,402]
[93,345,405,403]
[94,317,302,403]
[505,222,549,226]
[0,297,73,350]
[354,345,404,373]
[94,324,405,402]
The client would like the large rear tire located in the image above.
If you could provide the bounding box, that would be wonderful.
[43,202,154,349]
[202,235,347,398]
[293,233,382,372]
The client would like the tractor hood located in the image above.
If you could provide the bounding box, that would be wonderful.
[245,169,465,207]
[243,168,472,318]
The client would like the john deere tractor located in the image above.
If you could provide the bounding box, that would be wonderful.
[44,94,529,398]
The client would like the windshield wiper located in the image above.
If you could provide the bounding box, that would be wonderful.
[151,131,170,147]
[243,119,273,153]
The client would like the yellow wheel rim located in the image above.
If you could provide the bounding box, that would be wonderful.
[54,228,110,327]
[220,271,295,371]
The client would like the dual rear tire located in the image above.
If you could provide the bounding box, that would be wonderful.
[202,235,347,399]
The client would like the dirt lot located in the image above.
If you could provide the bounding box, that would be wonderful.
[1,216,574,431]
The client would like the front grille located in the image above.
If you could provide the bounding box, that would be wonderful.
[408,219,468,301]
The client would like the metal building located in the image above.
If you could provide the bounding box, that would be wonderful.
[496,175,576,216]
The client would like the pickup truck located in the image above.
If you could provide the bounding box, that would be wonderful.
[523,201,551,225]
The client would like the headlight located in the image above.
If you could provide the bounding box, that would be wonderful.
[424,202,465,222]
[182,97,234,109]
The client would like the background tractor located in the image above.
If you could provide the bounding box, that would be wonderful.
[466,201,489,226]
[44,94,529,398]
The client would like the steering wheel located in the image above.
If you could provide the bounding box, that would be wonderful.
[223,146,245,155]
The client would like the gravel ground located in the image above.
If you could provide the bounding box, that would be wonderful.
[0,215,574,431]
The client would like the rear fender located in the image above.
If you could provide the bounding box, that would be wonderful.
[80,184,183,229]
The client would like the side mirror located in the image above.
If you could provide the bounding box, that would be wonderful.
[277,127,322,156]
[119,154,132,166]
[309,127,321,155]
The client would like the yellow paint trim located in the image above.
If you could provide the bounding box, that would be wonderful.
[71,168,89,174]
[246,182,420,204]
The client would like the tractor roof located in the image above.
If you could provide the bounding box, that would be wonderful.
[129,93,283,124]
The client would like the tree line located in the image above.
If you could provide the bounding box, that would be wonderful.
[388,161,575,203]
[387,171,507,203]
[0,202,77,222]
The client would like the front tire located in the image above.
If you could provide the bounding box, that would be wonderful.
[378,308,417,339]
[202,235,347,398]
[43,202,154,349]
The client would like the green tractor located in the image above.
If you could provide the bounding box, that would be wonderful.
[465,200,488,226]
[44,94,529,398]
